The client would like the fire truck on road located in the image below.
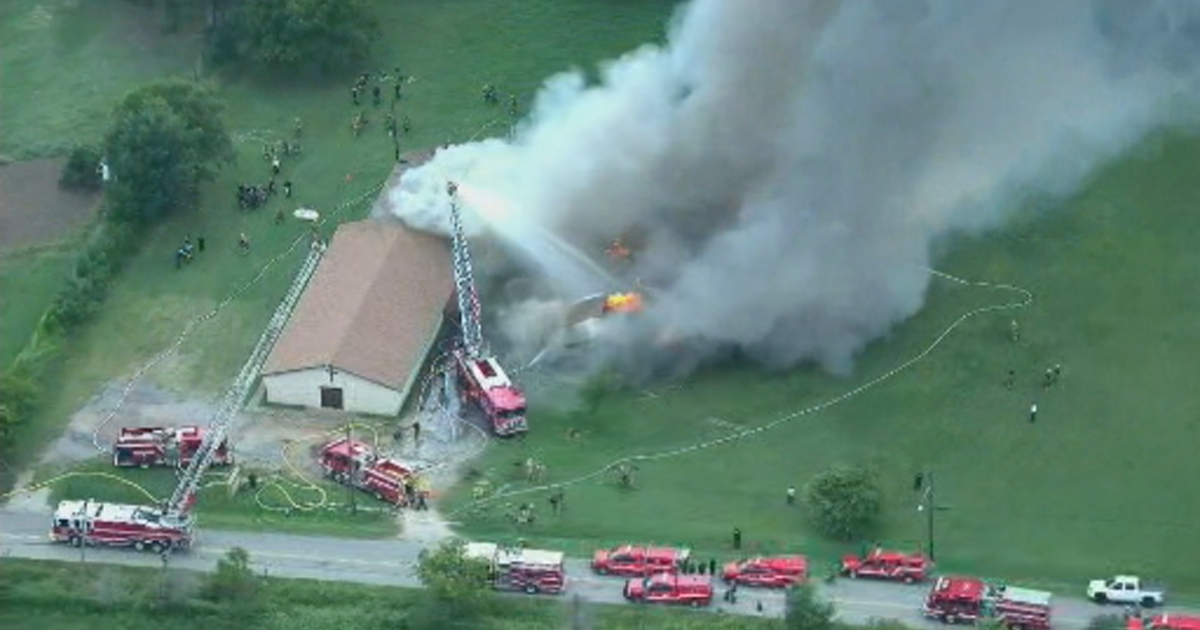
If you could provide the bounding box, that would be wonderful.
[112,426,232,469]
[50,499,193,552]
[464,542,567,595]
[842,547,933,584]
[722,555,808,588]
[592,544,691,577]
[624,573,714,607]
[923,576,1053,630]
[318,437,419,507]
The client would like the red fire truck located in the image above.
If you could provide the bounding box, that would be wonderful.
[841,547,933,584]
[723,555,808,588]
[592,544,691,577]
[50,499,193,552]
[454,351,527,436]
[624,573,714,607]
[923,576,1053,630]
[318,437,417,506]
[112,426,232,469]
[465,542,567,595]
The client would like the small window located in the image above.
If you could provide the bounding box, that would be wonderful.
[320,386,344,410]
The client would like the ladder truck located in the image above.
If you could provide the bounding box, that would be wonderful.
[445,181,527,436]
[49,243,326,552]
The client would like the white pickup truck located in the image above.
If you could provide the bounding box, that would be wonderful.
[1087,575,1166,607]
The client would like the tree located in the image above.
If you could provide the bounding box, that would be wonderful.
[203,546,259,605]
[803,464,883,541]
[104,80,232,227]
[785,583,836,630]
[59,145,103,191]
[212,0,380,75]
[413,538,494,628]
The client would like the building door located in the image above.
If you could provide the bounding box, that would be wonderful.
[320,386,344,410]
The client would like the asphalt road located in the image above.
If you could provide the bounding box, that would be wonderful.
[0,508,1124,627]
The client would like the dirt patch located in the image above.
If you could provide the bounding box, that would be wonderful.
[0,159,100,253]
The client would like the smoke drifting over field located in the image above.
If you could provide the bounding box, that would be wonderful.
[388,0,1200,377]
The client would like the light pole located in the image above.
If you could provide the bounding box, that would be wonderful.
[915,469,950,562]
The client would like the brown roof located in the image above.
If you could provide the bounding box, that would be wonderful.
[263,219,453,391]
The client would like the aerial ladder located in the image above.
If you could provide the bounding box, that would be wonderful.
[447,181,485,360]
[165,243,325,515]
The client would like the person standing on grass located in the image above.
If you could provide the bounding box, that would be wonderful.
[1005,369,1015,390]
[197,236,205,253]
[732,527,742,550]
[786,486,797,505]
[709,558,717,576]
[1029,402,1038,423]
[238,233,251,255]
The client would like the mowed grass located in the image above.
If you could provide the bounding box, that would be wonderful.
[0,0,677,483]
[41,459,397,538]
[444,134,1200,593]
[0,243,76,366]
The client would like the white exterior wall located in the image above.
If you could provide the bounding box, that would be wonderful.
[263,368,403,416]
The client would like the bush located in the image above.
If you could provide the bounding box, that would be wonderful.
[59,145,103,191]
[803,464,883,541]
[785,583,836,630]
[211,0,380,76]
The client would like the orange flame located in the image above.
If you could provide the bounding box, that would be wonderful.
[603,292,644,313]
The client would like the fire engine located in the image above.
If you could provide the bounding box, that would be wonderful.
[50,499,193,552]
[722,555,808,588]
[318,437,417,506]
[841,547,933,584]
[453,352,527,436]
[464,542,567,595]
[112,426,233,469]
[1148,614,1200,630]
[445,181,528,437]
[624,573,713,607]
[923,576,1053,630]
[592,544,690,577]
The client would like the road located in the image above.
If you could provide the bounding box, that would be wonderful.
[0,508,1115,627]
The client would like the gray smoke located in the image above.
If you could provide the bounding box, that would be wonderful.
[389,0,1200,376]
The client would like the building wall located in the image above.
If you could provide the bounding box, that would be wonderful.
[263,368,403,416]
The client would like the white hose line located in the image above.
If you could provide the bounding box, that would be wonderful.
[447,268,1034,515]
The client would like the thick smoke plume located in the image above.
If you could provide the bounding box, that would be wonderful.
[388,0,1200,377]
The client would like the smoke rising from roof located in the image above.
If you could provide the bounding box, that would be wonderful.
[387,0,1200,377]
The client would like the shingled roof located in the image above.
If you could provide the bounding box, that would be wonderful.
[263,219,453,391]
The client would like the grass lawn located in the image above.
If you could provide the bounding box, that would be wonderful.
[0,243,76,366]
[0,557,776,630]
[443,134,1200,594]
[0,0,678,484]
[40,459,397,538]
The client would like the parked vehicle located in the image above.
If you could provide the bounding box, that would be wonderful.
[624,573,713,607]
[50,499,193,552]
[317,437,417,506]
[722,555,807,588]
[112,426,232,469]
[592,544,690,577]
[1148,614,1200,630]
[1088,576,1167,607]
[923,576,1053,630]
[841,547,932,584]
[464,542,567,595]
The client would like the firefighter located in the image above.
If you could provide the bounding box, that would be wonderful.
[786,486,797,505]
[732,527,742,550]
[1004,369,1015,390]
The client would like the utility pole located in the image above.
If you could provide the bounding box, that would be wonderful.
[915,469,949,562]
[346,423,357,516]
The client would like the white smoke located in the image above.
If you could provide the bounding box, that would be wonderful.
[387,0,1200,376]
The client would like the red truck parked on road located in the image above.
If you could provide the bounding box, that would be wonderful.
[50,499,193,552]
[465,542,567,595]
[842,547,933,584]
[624,573,713,607]
[592,544,690,577]
[722,556,807,588]
[923,576,1053,630]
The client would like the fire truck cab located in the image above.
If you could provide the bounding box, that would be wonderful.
[454,351,527,436]
[318,438,416,506]
[592,544,690,577]
[624,573,713,607]
[50,499,193,552]
[722,555,808,588]
[112,426,232,469]
[842,547,933,584]
[465,542,567,595]
[923,576,1053,630]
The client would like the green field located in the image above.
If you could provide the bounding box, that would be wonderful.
[4,0,1200,598]
[444,134,1200,593]
[0,0,676,480]
[0,243,76,366]
[0,557,772,630]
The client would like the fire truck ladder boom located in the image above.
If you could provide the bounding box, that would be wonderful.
[447,182,484,359]
[167,244,325,514]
